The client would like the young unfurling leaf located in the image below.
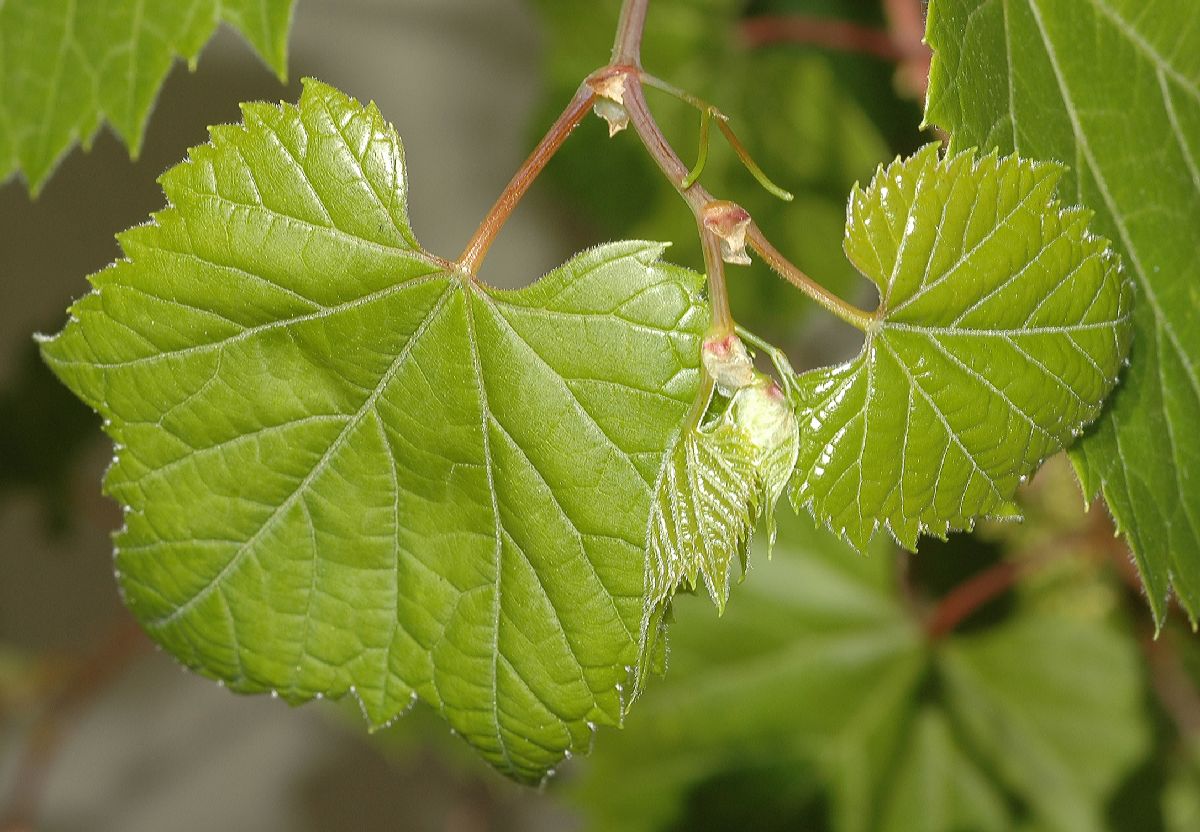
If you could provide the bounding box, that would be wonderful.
[641,335,799,690]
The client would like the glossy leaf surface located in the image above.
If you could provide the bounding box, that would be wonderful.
[925,0,1200,621]
[792,144,1133,548]
[645,374,799,621]
[40,79,708,782]
[647,421,759,619]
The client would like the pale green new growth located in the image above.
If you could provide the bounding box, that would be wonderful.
[0,0,295,193]
[39,79,709,783]
[925,0,1200,623]
[792,144,1133,549]
[648,422,759,618]
[641,366,799,690]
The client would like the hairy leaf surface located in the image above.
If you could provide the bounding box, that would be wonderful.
[646,377,799,609]
[39,79,708,782]
[0,0,295,193]
[647,421,759,618]
[925,0,1200,621]
[792,144,1133,549]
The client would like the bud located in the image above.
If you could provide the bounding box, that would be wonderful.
[702,200,752,265]
[730,379,800,554]
[588,73,629,137]
[731,380,796,461]
[702,333,756,395]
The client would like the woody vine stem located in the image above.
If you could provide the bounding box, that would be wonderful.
[456,0,874,339]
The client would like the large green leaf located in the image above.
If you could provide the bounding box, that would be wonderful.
[39,79,709,783]
[0,0,295,193]
[573,514,1151,832]
[924,0,1200,621]
[791,144,1133,549]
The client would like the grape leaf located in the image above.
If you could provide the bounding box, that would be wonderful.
[641,339,801,689]
[0,0,295,194]
[573,513,1151,832]
[38,79,709,783]
[791,144,1133,549]
[647,421,760,618]
[646,377,799,605]
[924,0,1200,622]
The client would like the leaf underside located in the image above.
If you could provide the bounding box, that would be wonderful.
[791,144,1133,550]
[39,79,708,783]
[0,0,295,194]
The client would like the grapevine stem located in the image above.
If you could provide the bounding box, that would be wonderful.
[460,0,873,337]
[612,0,650,66]
[619,76,732,333]
[699,216,734,335]
[745,223,873,331]
[740,16,903,60]
[456,83,596,276]
[1,617,149,830]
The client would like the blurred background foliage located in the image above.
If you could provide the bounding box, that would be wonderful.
[1,0,1198,830]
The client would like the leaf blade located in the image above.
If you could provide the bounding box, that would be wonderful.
[793,145,1133,548]
[925,0,1200,621]
[573,516,1151,832]
[0,0,295,193]
[40,79,709,782]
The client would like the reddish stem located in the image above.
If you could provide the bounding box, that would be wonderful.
[924,528,1099,640]
[742,3,933,99]
[883,0,928,57]
[1,617,149,831]
[618,74,734,334]
[612,0,650,66]
[924,560,1021,640]
[456,83,596,276]
[740,16,904,61]
[460,0,870,334]
[745,223,872,331]
[1143,630,1200,738]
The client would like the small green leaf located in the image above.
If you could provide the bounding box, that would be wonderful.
[643,341,799,662]
[792,144,1133,549]
[647,421,760,618]
[39,79,708,782]
[0,0,295,194]
[924,0,1200,623]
